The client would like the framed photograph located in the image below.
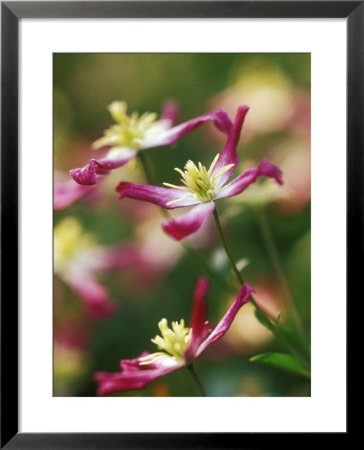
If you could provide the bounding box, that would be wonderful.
[2,1,358,447]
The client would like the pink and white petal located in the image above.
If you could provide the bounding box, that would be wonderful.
[195,284,255,358]
[54,178,95,210]
[213,105,250,188]
[141,109,233,149]
[215,159,283,200]
[116,182,200,209]
[162,202,215,241]
[70,148,137,185]
[160,99,180,125]
[184,277,211,362]
[66,273,116,319]
[95,356,182,395]
[120,352,151,373]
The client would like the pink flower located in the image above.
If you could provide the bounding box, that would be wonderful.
[94,278,255,395]
[70,100,232,185]
[116,106,283,240]
[54,217,157,318]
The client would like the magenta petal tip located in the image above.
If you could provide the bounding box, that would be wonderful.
[69,162,98,186]
[238,283,256,305]
[258,158,284,185]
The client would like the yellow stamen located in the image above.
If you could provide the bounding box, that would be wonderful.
[163,154,234,206]
[140,318,191,365]
[92,101,159,150]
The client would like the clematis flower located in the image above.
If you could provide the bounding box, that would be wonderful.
[94,277,255,395]
[54,217,157,318]
[70,100,233,185]
[116,106,283,241]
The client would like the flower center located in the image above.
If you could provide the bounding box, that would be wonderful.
[92,101,158,150]
[139,318,191,365]
[163,154,234,205]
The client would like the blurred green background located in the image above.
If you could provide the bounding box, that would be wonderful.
[54,53,310,397]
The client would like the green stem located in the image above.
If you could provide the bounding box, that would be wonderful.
[213,209,245,285]
[257,207,304,335]
[187,363,206,396]
[212,208,309,369]
[213,208,273,323]
[138,152,153,185]
[138,152,169,218]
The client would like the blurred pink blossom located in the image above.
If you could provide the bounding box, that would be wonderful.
[54,217,159,318]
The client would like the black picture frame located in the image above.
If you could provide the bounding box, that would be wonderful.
[1,1,358,448]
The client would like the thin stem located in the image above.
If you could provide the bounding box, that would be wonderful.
[213,208,273,324]
[212,208,310,369]
[138,152,168,218]
[213,209,245,285]
[138,152,153,185]
[187,363,206,396]
[257,207,305,335]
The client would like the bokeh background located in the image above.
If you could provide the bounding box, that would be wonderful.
[54,53,310,397]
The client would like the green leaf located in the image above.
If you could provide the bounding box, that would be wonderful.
[250,352,310,379]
